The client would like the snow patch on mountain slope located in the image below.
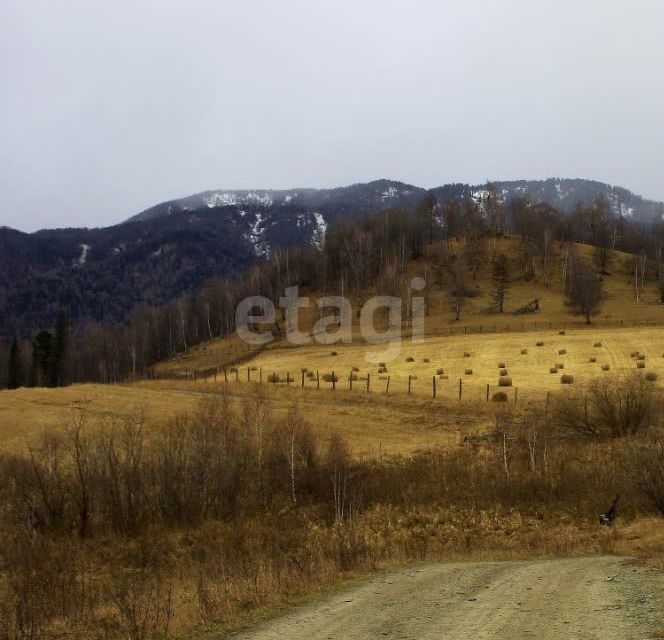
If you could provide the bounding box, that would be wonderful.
[77,244,90,265]
[245,211,270,257]
[381,186,413,201]
[205,191,274,208]
[311,212,327,250]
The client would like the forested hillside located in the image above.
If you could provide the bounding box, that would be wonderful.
[2,178,662,340]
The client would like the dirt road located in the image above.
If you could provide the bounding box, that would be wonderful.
[235,557,663,640]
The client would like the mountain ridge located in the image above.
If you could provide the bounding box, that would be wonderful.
[2,177,663,338]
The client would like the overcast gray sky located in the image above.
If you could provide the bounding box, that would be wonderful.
[2,0,663,232]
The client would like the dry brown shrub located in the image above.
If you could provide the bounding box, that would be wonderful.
[553,373,659,438]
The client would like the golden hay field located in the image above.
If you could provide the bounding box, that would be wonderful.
[4,325,664,458]
[226,325,664,402]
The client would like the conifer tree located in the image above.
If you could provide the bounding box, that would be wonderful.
[8,337,24,390]
[48,311,69,387]
[31,330,53,386]
[490,254,510,313]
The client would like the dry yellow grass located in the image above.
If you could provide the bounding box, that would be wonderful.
[0,383,200,452]
[0,379,493,457]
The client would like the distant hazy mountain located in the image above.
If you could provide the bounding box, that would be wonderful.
[2,178,662,337]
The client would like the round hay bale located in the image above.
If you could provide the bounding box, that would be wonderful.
[559,330,566,335]
[406,356,415,362]
[498,376,512,387]
[536,341,544,347]
[439,374,449,380]
[464,368,473,375]
[556,363,564,369]
[549,367,558,374]
[558,349,567,355]
[492,391,508,402]
[352,366,360,372]
[499,368,508,376]
[589,357,596,363]
[379,362,386,368]
[423,357,430,363]
[330,351,338,356]
[637,361,646,369]
[463,352,471,358]
[436,368,444,375]
[520,349,528,355]
[594,342,602,348]
[378,366,387,374]
[498,362,506,368]
[560,374,574,384]
[645,372,658,382]
[601,364,610,371]
[322,373,339,383]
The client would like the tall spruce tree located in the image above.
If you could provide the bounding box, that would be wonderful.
[8,337,24,390]
[490,254,510,313]
[31,330,53,387]
[48,311,69,387]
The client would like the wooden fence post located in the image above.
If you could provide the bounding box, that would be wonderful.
[408,375,412,394]
[432,375,436,399]
[386,376,390,394]
[514,387,518,404]
[332,371,336,391]
[486,384,489,401]
[458,379,462,401]
[301,370,305,388]
[287,372,291,386]
[224,368,228,383]
[367,373,370,392]
[349,371,353,391]
[247,367,250,382]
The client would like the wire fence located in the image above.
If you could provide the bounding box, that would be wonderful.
[149,363,567,406]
